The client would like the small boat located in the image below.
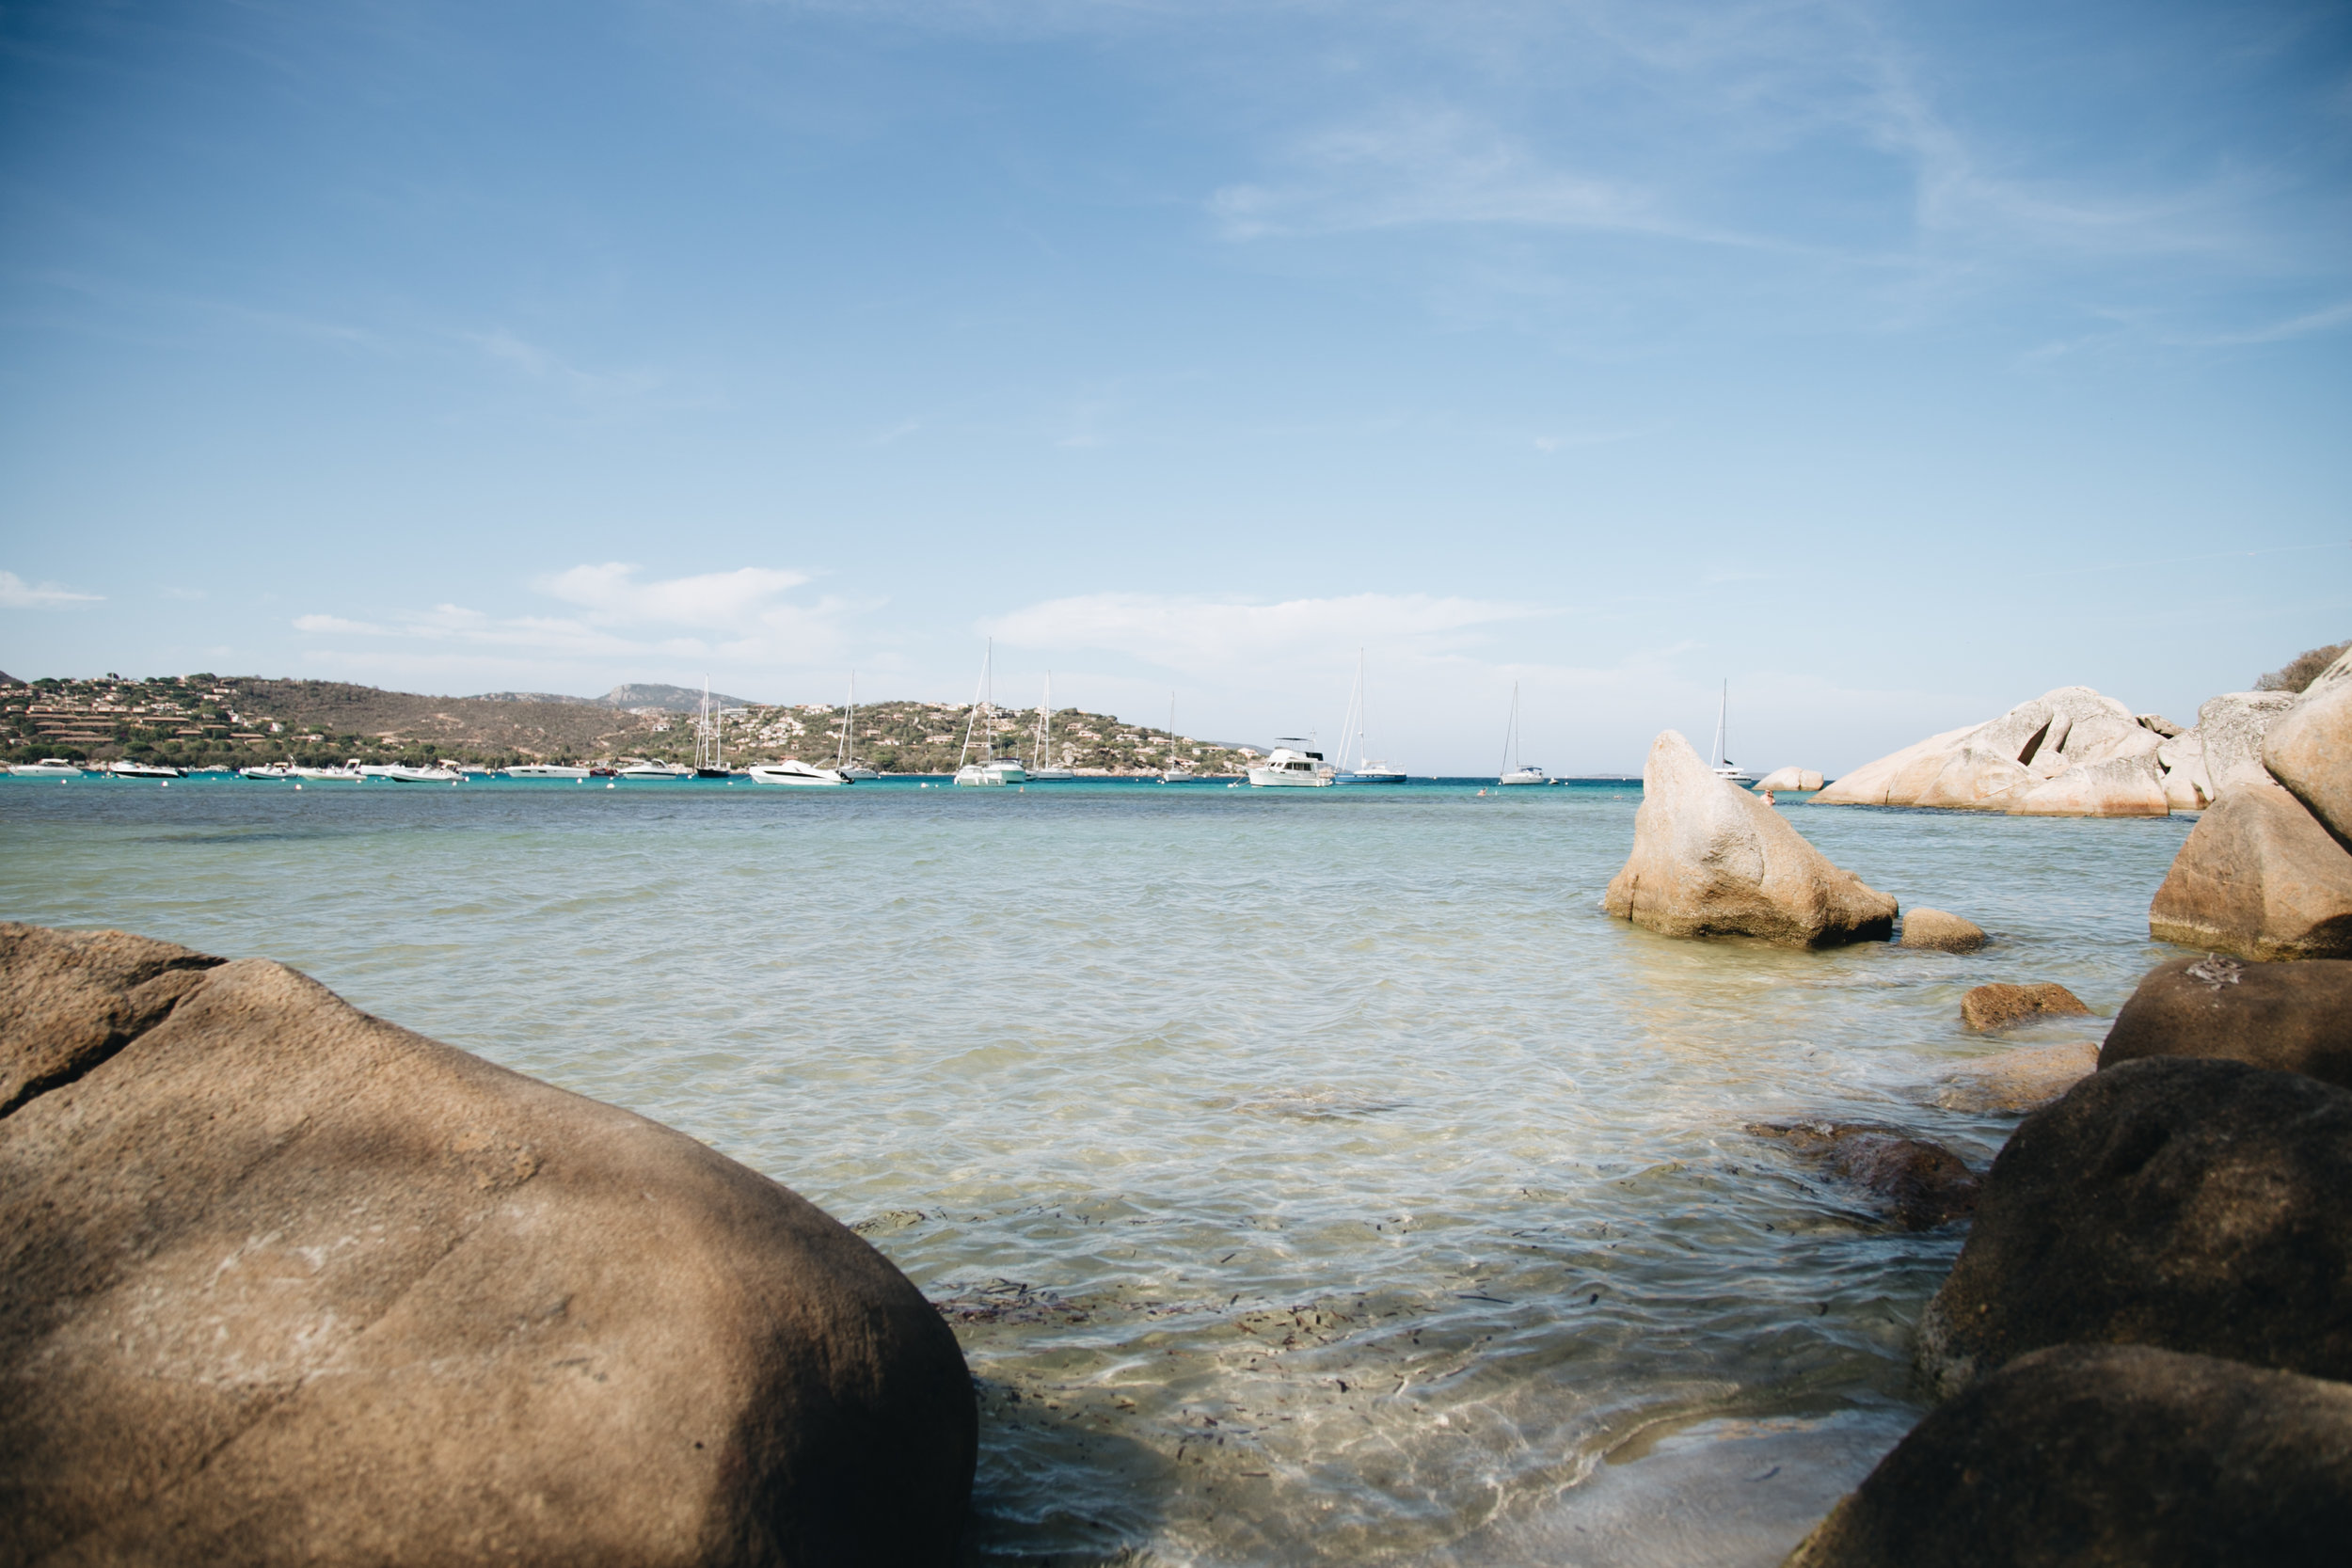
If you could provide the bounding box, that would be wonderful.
[376,764,463,783]
[1025,672,1074,779]
[108,760,185,779]
[746,759,851,787]
[290,763,363,781]
[238,765,294,781]
[1247,740,1331,787]
[8,758,82,777]
[1498,684,1548,785]
[952,641,1027,786]
[617,759,693,780]
[1331,650,1408,784]
[503,763,591,780]
[1709,680,1757,786]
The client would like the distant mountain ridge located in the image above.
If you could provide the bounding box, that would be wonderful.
[472,683,760,712]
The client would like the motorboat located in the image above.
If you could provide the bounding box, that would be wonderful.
[376,764,463,783]
[954,758,1026,786]
[952,641,1026,786]
[1708,680,1757,786]
[1247,742,1331,787]
[617,759,693,780]
[1497,685,1548,785]
[238,765,294,781]
[108,760,184,779]
[747,759,851,787]
[290,763,363,781]
[1336,763,1409,784]
[504,763,591,780]
[9,758,82,777]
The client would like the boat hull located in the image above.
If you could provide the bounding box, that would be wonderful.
[1247,768,1330,787]
[9,762,82,777]
[1333,771,1407,785]
[1498,768,1549,786]
[747,764,850,786]
[504,766,591,780]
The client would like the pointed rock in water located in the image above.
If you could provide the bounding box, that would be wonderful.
[1958,981,2090,1031]
[1915,1057,2352,1401]
[1603,731,1897,947]
[1784,1344,2352,1568]
[0,922,976,1567]
[2100,953,2352,1089]
[1898,908,1986,953]
[2147,775,2352,960]
[2264,655,2352,847]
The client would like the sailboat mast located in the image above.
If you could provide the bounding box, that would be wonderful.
[957,641,993,769]
[1168,691,1177,777]
[837,673,854,770]
[1713,680,1728,768]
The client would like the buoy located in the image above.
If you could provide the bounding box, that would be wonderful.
[607,781,616,789]
[294,783,302,790]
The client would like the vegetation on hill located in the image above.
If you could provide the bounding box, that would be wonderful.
[0,674,1261,775]
[2256,641,2349,694]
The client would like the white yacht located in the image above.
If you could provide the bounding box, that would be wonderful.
[1498,685,1549,785]
[108,760,184,779]
[1331,650,1408,784]
[747,758,850,787]
[952,641,1027,786]
[617,758,693,780]
[238,764,294,781]
[9,758,83,777]
[375,764,463,783]
[1708,680,1756,786]
[504,763,591,780]
[1025,672,1074,779]
[290,763,363,781]
[1248,740,1332,787]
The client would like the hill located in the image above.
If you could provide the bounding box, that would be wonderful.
[0,673,1261,775]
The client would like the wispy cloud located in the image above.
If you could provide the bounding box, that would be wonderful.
[463,330,668,403]
[0,570,103,609]
[537,562,815,627]
[983,591,1546,669]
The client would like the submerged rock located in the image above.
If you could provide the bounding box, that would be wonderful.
[1958,981,2090,1032]
[1897,909,1984,953]
[2147,775,2352,960]
[1602,732,1898,947]
[1747,1121,1979,1230]
[0,922,977,1567]
[1915,1057,2352,1399]
[1784,1344,2352,1568]
[1931,1040,2099,1115]
[2265,661,2352,847]
[2100,953,2352,1089]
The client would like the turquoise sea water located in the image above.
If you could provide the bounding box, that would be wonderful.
[1,773,2196,1565]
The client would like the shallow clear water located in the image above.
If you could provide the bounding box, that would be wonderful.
[0,774,2195,1565]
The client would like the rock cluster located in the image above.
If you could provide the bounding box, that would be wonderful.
[0,923,977,1567]
[1602,731,1897,947]
[2149,648,2352,960]
[1814,687,2174,816]
[1787,952,2352,1565]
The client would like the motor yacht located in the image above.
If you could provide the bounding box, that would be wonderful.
[1247,742,1331,787]
[616,759,693,780]
[746,759,851,786]
[503,763,591,780]
[375,764,463,783]
[238,765,294,781]
[108,760,184,779]
[290,763,363,781]
[8,758,83,777]
[954,758,1027,786]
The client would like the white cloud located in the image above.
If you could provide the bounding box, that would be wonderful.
[537,562,815,628]
[983,591,1546,670]
[0,570,103,609]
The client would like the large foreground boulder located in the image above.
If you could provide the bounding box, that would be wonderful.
[1815,689,2171,816]
[2265,657,2352,847]
[2146,776,2352,959]
[1603,731,1897,947]
[0,923,976,1567]
[1915,1057,2352,1399]
[1784,1344,2352,1568]
[2100,953,2352,1089]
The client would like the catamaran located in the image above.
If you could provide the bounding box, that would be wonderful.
[1331,649,1407,784]
[953,641,1026,786]
[1025,673,1074,779]
[1709,680,1756,785]
[1498,684,1549,785]
[1247,738,1332,787]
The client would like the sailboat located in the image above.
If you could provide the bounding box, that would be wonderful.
[1498,683,1549,785]
[953,641,1026,786]
[1332,649,1407,784]
[690,677,736,778]
[1026,673,1074,779]
[1709,680,1756,786]
[834,673,879,780]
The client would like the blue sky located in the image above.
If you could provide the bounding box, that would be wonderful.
[3,0,2346,771]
